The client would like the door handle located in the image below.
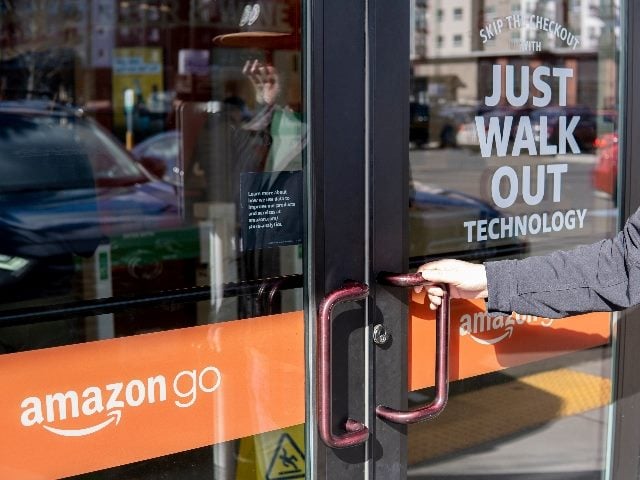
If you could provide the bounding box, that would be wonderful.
[317,281,370,448]
[257,277,285,315]
[376,272,450,424]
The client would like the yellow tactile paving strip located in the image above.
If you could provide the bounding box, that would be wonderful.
[408,368,612,465]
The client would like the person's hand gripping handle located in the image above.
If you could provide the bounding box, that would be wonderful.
[416,259,488,310]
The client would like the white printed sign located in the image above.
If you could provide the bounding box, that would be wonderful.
[464,18,590,243]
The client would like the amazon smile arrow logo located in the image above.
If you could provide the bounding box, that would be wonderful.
[459,312,554,345]
[469,325,514,345]
[42,410,122,437]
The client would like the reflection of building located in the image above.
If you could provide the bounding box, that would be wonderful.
[411,0,429,61]
[412,0,620,109]
[0,1,89,101]
[412,0,482,103]
[0,0,301,137]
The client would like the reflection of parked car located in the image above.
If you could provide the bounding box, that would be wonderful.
[530,105,600,152]
[131,130,181,186]
[456,106,530,150]
[0,101,180,302]
[429,103,476,148]
[410,102,430,148]
[455,118,480,149]
[411,102,471,149]
[592,132,618,199]
[409,181,529,262]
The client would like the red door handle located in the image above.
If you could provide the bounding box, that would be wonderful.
[317,281,370,448]
[376,272,450,424]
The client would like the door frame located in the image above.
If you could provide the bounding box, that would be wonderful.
[307,0,640,478]
[305,0,410,476]
[306,0,369,476]
[611,1,640,478]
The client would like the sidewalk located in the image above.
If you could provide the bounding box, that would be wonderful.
[407,347,611,480]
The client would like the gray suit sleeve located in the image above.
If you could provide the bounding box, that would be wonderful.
[484,208,640,318]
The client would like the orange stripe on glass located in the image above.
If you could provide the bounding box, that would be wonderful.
[0,312,304,479]
[409,292,611,391]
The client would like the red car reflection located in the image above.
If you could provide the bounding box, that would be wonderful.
[592,132,618,198]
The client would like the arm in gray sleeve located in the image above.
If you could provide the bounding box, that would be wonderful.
[484,208,640,318]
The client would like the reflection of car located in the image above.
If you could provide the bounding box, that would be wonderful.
[0,100,180,301]
[131,130,181,186]
[592,132,618,198]
[455,118,480,149]
[410,102,430,148]
[429,103,476,148]
[410,102,471,149]
[530,105,600,152]
[409,181,529,262]
[455,106,530,150]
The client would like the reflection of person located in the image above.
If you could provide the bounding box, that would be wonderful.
[186,0,303,320]
[243,59,281,107]
[418,208,640,319]
[188,60,302,319]
[190,58,301,203]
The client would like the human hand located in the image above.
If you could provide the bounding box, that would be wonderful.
[243,59,281,106]
[416,259,488,310]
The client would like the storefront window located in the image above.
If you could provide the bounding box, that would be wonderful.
[0,1,305,478]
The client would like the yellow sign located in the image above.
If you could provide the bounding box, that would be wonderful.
[237,424,305,479]
[112,47,164,129]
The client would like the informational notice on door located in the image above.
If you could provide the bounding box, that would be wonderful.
[241,171,303,250]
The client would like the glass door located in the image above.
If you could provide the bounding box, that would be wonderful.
[311,0,629,479]
[0,0,630,478]
[0,1,311,478]
[399,0,623,478]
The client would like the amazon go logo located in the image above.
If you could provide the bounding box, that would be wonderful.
[459,312,554,345]
[19,366,221,437]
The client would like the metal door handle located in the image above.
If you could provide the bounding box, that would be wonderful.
[318,281,370,448]
[257,278,285,315]
[376,272,450,424]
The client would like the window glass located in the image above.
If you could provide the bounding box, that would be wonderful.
[0,1,306,478]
